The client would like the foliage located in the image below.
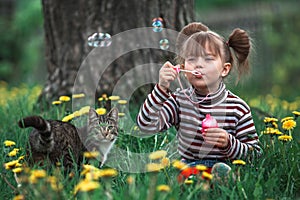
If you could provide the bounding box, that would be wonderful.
[0,0,44,84]
[0,85,300,199]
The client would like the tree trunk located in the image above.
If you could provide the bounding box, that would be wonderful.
[39,0,194,107]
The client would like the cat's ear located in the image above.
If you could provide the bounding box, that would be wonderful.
[88,108,99,123]
[107,107,119,122]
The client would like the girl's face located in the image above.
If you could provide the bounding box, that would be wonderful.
[184,44,230,94]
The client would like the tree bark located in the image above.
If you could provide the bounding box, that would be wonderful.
[39,0,194,106]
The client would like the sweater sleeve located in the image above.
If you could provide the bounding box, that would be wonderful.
[136,84,179,134]
[221,109,262,160]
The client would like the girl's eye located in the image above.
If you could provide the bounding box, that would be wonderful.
[205,57,214,61]
[186,57,196,62]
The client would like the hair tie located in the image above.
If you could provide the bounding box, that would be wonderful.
[225,40,230,47]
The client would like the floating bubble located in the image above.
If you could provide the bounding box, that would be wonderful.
[159,39,169,50]
[87,32,112,47]
[152,18,164,32]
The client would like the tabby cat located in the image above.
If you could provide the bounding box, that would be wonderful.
[18,107,119,169]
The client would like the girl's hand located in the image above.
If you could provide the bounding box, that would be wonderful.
[202,128,229,148]
[158,62,179,92]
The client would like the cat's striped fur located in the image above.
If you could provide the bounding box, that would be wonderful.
[18,108,118,169]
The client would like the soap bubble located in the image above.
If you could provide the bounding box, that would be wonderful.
[152,17,164,32]
[87,32,112,47]
[159,39,169,50]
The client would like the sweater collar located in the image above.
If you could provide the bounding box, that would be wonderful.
[188,82,228,107]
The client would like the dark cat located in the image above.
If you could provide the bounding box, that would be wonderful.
[18,107,119,169]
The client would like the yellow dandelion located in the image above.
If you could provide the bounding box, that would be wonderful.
[232,160,246,166]
[161,157,170,167]
[184,179,194,185]
[281,117,294,123]
[98,168,118,178]
[156,184,171,192]
[73,111,81,117]
[4,140,16,147]
[292,111,300,117]
[202,171,213,180]
[13,194,25,200]
[96,108,106,115]
[8,148,19,157]
[149,150,167,160]
[262,127,281,135]
[263,117,278,123]
[278,135,293,142]
[118,112,125,117]
[12,167,23,173]
[102,94,108,98]
[4,160,19,170]
[52,100,62,105]
[80,164,100,176]
[62,114,74,122]
[109,96,120,101]
[59,95,71,102]
[98,97,104,101]
[74,179,100,194]
[118,100,127,105]
[172,160,188,170]
[126,175,135,185]
[83,151,99,159]
[195,164,208,171]
[282,120,296,130]
[31,169,47,178]
[146,163,164,172]
[18,155,25,161]
[79,106,91,115]
[72,93,85,98]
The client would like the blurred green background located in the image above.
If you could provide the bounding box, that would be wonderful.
[0,0,299,102]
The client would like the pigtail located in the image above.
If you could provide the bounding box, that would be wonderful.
[227,28,252,80]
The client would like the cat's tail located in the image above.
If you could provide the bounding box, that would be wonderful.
[18,116,50,132]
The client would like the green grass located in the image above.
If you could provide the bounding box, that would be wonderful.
[1,84,300,200]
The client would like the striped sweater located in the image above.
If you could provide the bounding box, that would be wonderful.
[137,82,261,161]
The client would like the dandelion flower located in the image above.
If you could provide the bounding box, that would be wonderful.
[126,175,135,185]
[109,96,120,101]
[149,150,167,160]
[161,157,170,167]
[13,194,25,200]
[4,140,16,147]
[118,112,125,117]
[232,160,246,166]
[195,164,208,171]
[79,106,90,115]
[98,168,118,178]
[282,119,296,130]
[157,184,171,192]
[59,95,71,102]
[83,151,99,159]
[96,108,106,115]
[8,148,19,157]
[263,117,278,123]
[4,160,19,170]
[202,171,213,180]
[12,167,23,173]
[52,100,62,105]
[172,160,188,170]
[292,111,300,117]
[184,179,194,185]
[281,117,294,123]
[146,163,164,172]
[62,114,74,122]
[72,93,85,98]
[118,100,127,105]
[278,135,293,142]
[31,169,47,178]
[74,179,100,194]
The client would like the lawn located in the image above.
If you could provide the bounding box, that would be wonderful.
[1,83,300,200]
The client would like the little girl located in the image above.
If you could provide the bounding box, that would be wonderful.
[137,22,261,169]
